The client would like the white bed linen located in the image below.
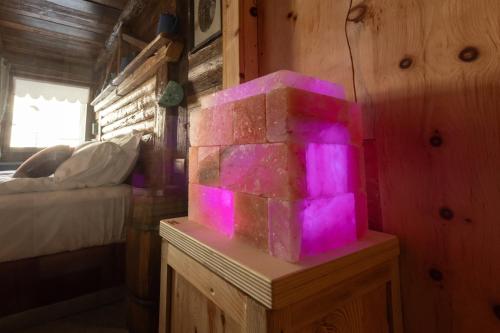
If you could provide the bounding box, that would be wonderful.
[0,184,131,263]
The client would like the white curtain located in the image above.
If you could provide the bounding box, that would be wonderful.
[0,57,10,122]
[13,77,89,103]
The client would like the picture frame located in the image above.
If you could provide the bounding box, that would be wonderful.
[191,0,222,53]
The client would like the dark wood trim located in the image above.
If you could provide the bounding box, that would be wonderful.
[0,243,125,317]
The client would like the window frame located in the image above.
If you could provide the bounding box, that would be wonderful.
[0,75,93,162]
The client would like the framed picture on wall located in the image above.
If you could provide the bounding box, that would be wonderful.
[192,0,222,52]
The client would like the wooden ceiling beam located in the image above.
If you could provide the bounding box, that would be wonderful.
[4,51,91,73]
[0,18,103,47]
[0,12,106,44]
[86,0,128,10]
[0,1,115,34]
[3,43,94,66]
[45,0,121,17]
[12,67,93,86]
[0,27,101,53]
[95,0,150,70]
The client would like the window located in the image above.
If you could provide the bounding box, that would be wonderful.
[9,77,90,148]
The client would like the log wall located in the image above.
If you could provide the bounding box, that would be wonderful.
[254,1,500,332]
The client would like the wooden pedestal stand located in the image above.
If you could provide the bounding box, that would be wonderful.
[158,217,403,333]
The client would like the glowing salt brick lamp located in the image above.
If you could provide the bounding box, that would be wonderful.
[188,70,367,262]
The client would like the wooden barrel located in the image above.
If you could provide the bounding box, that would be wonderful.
[126,190,187,333]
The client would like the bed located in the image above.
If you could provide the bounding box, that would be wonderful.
[0,134,139,318]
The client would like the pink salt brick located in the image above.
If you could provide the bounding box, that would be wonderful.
[188,184,234,237]
[220,143,289,197]
[233,94,266,144]
[266,87,356,144]
[288,144,365,198]
[187,71,368,262]
[234,192,269,251]
[197,146,220,186]
[201,70,346,108]
[269,194,359,262]
[189,104,233,147]
[188,147,199,184]
[267,199,302,262]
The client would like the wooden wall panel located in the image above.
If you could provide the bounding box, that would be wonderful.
[257,0,500,332]
[347,1,500,332]
[258,0,354,100]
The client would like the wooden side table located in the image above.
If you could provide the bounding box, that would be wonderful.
[158,217,403,333]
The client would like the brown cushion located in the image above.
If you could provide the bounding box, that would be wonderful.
[13,145,74,178]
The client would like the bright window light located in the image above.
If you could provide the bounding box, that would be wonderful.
[9,78,90,148]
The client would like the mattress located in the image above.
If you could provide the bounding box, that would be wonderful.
[0,184,131,263]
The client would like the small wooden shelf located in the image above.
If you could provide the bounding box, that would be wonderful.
[158,217,403,332]
[91,33,182,109]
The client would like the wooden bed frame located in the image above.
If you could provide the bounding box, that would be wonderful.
[0,242,125,318]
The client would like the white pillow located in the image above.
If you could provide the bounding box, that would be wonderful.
[54,141,126,186]
[108,132,142,182]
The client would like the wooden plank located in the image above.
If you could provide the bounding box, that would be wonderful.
[242,297,268,333]
[344,0,500,332]
[95,76,156,114]
[122,32,147,49]
[159,218,399,309]
[158,241,172,333]
[95,46,168,111]
[45,0,121,17]
[257,0,354,100]
[90,0,127,10]
[2,43,93,66]
[0,18,103,47]
[112,34,177,86]
[116,45,174,97]
[92,37,182,108]
[100,93,156,126]
[222,0,258,88]
[0,2,113,35]
[167,244,247,323]
[297,285,390,333]
[101,118,155,140]
[0,28,101,57]
[187,53,223,97]
[188,36,222,69]
[101,104,155,134]
[95,0,149,70]
[170,273,241,333]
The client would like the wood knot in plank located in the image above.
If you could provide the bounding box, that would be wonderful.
[459,46,479,62]
[347,4,368,23]
[439,207,454,220]
[249,6,257,17]
[399,57,413,69]
[429,268,443,282]
[429,131,442,147]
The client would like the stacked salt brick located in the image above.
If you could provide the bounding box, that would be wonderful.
[188,71,367,262]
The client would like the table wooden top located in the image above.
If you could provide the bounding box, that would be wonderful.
[160,217,399,308]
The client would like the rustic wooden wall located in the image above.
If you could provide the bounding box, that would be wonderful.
[255,0,500,332]
[171,0,223,195]
[128,0,176,42]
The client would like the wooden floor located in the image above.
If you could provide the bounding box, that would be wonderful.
[15,302,127,333]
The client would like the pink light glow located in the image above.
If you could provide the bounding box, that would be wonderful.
[188,70,367,262]
[201,70,346,108]
[189,184,235,237]
[300,194,357,257]
[306,144,361,197]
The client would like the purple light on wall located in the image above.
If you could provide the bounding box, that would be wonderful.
[201,70,346,108]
